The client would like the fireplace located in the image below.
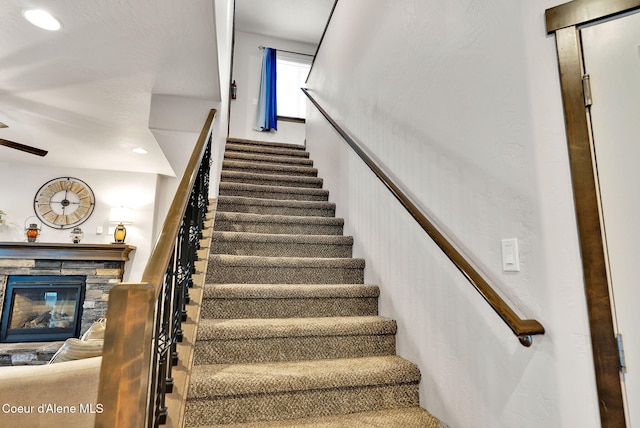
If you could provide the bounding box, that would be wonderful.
[0,275,86,343]
[0,242,135,365]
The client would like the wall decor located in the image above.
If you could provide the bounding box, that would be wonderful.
[33,177,96,229]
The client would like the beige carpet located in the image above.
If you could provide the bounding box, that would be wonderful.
[185,138,447,427]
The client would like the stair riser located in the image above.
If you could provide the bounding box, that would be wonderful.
[220,175,323,189]
[219,187,328,202]
[226,138,306,151]
[225,143,309,158]
[209,266,364,284]
[193,335,396,365]
[222,161,318,177]
[224,152,313,167]
[216,203,335,218]
[184,382,419,426]
[214,220,343,235]
[201,297,378,319]
[212,240,353,258]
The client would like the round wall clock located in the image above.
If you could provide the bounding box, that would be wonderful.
[33,177,96,229]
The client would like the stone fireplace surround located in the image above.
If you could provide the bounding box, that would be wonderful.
[0,242,135,366]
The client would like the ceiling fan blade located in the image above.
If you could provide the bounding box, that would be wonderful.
[0,138,48,157]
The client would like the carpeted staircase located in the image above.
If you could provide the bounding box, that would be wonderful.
[185,138,446,427]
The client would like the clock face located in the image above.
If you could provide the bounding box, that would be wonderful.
[34,177,96,229]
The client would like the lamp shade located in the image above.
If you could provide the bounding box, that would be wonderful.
[109,206,133,225]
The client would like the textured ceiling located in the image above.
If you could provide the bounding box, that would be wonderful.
[235,0,334,44]
[0,0,220,176]
[0,0,333,175]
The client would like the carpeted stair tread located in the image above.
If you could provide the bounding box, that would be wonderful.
[217,196,336,217]
[222,160,318,177]
[221,170,323,188]
[200,283,380,319]
[214,212,342,235]
[209,255,365,284]
[226,137,306,151]
[203,283,379,300]
[210,254,365,268]
[195,407,445,428]
[224,151,314,166]
[187,355,420,399]
[213,231,352,245]
[219,182,329,202]
[225,143,310,158]
[212,231,353,258]
[196,316,396,340]
[193,316,397,364]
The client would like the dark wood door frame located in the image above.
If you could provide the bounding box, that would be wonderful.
[545,1,640,427]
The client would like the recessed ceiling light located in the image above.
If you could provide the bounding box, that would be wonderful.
[132,147,149,154]
[23,9,62,31]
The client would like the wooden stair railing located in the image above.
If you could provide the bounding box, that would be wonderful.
[96,109,217,427]
[302,88,544,347]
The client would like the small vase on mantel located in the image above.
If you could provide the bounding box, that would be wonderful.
[70,227,84,244]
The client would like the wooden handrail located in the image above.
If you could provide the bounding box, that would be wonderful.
[96,109,217,427]
[302,89,544,346]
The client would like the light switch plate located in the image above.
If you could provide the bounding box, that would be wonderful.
[502,238,520,272]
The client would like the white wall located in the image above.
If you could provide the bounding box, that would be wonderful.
[210,0,235,198]
[228,31,315,145]
[0,0,233,308]
[150,94,220,179]
[148,93,223,228]
[0,164,159,282]
[306,1,599,427]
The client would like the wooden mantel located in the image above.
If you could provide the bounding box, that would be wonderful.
[0,242,136,261]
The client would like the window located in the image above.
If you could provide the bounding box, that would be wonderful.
[276,54,311,119]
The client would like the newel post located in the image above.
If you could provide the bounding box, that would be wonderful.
[95,282,157,427]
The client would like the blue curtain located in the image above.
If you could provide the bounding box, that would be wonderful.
[255,48,277,131]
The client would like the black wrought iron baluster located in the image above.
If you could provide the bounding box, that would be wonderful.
[160,253,176,426]
[148,134,213,427]
[188,138,211,286]
[174,220,188,352]
[150,261,174,427]
[196,138,212,232]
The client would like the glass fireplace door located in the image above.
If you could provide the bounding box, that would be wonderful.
[1,275,86,342]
